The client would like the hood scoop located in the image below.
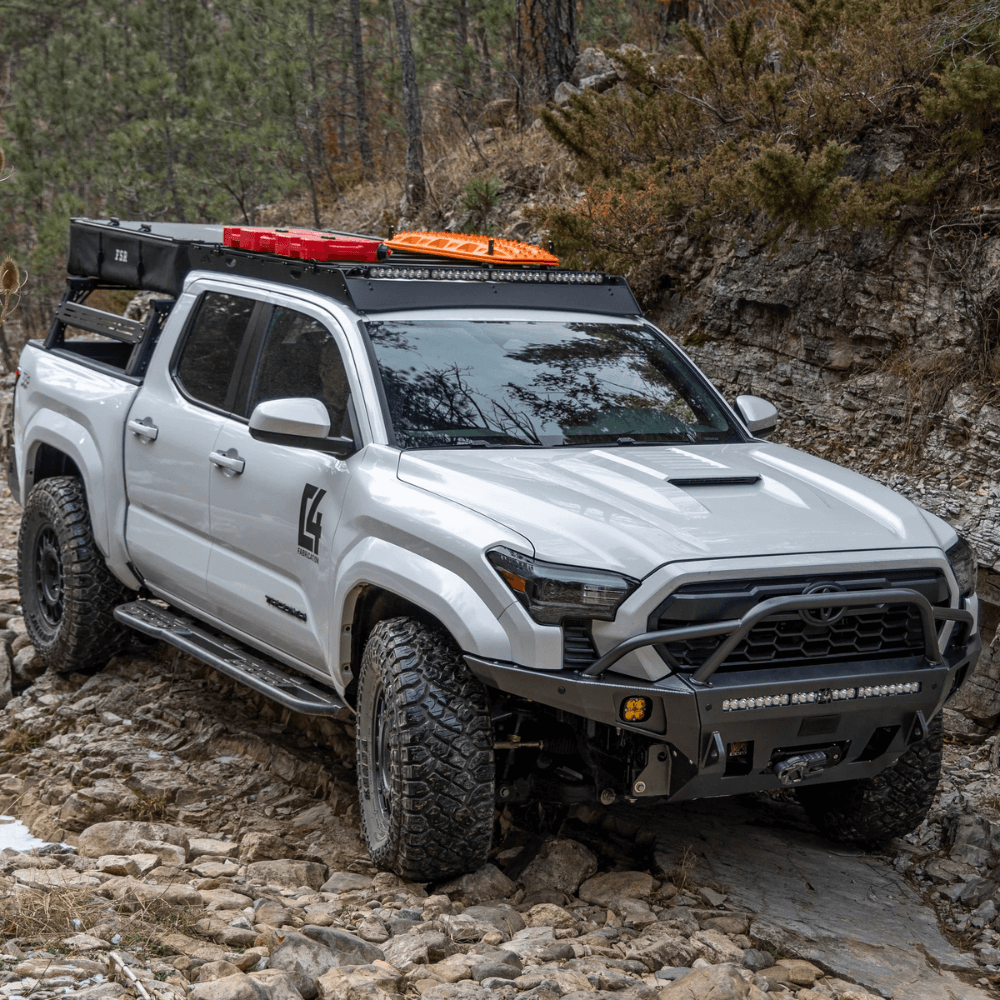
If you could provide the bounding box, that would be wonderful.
[668,475,761,488]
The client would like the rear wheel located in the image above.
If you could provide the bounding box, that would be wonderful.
[356,616,494,880]
[18,476,131,675]
[796,712,942,845]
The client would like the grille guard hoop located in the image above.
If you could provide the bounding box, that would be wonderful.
[582,588,974,683]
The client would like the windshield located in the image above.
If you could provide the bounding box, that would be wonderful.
[366,320,744,449]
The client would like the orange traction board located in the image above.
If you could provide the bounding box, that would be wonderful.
[386,231,558,266]
[223,226,385,263]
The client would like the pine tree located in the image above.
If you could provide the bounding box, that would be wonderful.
[391,0,425,212]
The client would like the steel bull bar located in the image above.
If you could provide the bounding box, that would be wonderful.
[466,587,979,799]
[583,587,973,682]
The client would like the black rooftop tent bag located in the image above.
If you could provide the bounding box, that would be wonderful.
[67,219,225,295]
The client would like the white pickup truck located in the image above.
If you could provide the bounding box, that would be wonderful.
[9,218,981,879]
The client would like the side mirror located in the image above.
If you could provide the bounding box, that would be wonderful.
[735,395,778,438]
[249,397,356,458]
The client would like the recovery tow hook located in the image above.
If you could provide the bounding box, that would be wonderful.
[772,747,842,786]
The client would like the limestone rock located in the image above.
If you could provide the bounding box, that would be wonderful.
[239,831,288,863]
[657,963,749,999]
[315,962,401,1000]
[247,970,305,1000]
[13,646,42,682]
[14,958,106,979]
[62,933,111,951]
[320,871,373,894]
[553,81,580,106]
[0,647,10,709]
[578,870,656,907]
[526,902,576,929]
[439,863,515,904]
[382,934,430,972]
[98,854,141,876]
[13,868,100,888]
[773,959,823,986]
[463,904,525,939]
[246,859,327,890]
[77,820,190,859]
[625,924,703,969]
[188,973,257,1000]
[269,928,385,999]
[572,46,614,84]
[190,836,239,859]
[519,838,598,896]
[196,961,245,983]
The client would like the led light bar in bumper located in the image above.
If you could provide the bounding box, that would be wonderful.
[722,682,922,712]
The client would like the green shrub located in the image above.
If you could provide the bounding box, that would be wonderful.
[463,176,502,229]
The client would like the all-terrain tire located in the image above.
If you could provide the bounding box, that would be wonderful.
[796,712,943,845]
[356,616,495,881]
[18,476,132,675]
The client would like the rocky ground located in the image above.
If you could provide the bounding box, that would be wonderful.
[1,497,1000,1000]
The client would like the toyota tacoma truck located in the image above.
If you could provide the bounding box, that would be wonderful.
[9,218,981,879]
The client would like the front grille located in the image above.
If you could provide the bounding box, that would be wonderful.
[563,619,598,669]
[652,570,948,673]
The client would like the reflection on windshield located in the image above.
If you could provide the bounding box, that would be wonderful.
[366,320,742,449]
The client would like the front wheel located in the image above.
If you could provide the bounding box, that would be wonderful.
[18,476,131,675]
[796,712,942,845]
[356,617,495,880]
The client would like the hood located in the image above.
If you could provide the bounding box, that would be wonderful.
[397,443,943,577]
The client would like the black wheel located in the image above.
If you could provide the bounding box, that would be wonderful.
[356,616,495,880]
[796,712,943,845]
[18,476,132,675]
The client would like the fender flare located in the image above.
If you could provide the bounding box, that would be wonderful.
[22,411,110,557]
[334,537,514,687]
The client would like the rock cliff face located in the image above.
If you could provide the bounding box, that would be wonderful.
[652,226,1000,722]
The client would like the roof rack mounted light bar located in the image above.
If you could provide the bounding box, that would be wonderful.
[64,218,644,316]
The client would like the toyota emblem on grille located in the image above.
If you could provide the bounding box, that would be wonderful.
[800,581,847,627]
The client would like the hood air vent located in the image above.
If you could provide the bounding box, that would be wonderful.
[668,476,761,488]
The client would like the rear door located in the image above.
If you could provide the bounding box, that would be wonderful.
[206,302,359,670]
[124,289,260,607]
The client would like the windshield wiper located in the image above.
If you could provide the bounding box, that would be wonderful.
[556,434,694,447]
[407,440,542,450]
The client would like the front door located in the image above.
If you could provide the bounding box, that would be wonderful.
[124,290,259,607]
[206,303,357,671]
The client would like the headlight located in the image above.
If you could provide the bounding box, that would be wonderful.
[487,546,639,625]
[946,535,977,598]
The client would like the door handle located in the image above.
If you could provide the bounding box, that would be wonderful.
[210,448,245,475]
[127,417,158,441]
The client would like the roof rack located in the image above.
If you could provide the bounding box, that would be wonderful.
[66,218,642,316]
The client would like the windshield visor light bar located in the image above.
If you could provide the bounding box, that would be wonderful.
[487,546,639,626]
[367,265,605,284]
[722,682,922,712]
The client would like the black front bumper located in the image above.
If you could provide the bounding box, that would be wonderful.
[466,629,981,802]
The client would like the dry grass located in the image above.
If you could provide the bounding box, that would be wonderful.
[666,843,699,891]
[0,881,105,939]
[128,791,170,823]
[0,726,41,755]
[260,123,577,242]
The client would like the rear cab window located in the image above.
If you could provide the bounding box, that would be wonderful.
[174,291,257,412]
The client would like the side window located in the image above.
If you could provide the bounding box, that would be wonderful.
[175,292,256,411]
[247,306,351,436]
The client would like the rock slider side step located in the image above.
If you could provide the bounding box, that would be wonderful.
[114,599,351,719]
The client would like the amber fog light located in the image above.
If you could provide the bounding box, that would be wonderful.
[621,697,651,723]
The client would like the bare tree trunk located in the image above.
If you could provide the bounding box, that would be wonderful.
[515,0,577,118]
[390,0,425,212]
[478,26,493,96]
[455,0,471,97]
[307,3,323,227]
[350,0,373,177]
